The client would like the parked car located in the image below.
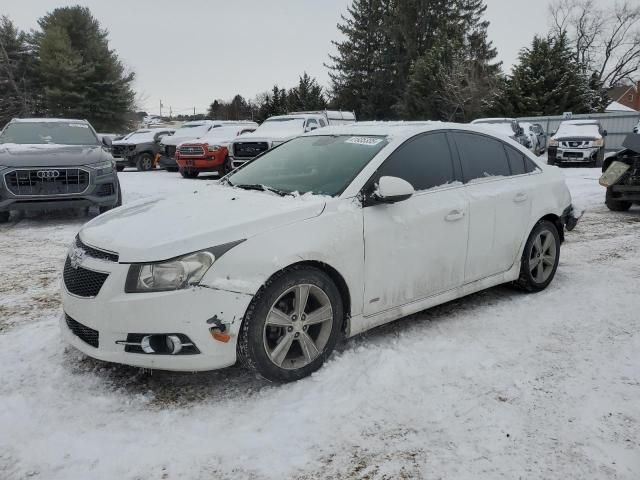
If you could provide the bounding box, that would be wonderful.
[521,122,547,155]
[61,122,578,382]
[633,119,639,134]
[471,118,531,149]
[599,133,640,211]
[159,121,251,172]
[175,123,257,178]
[547,120,607,167]
[111,128,175,171]
[0,118,121,223]
[228,113,327,169]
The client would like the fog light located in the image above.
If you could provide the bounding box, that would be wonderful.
[141,335,154,353]
[165,335,183,355]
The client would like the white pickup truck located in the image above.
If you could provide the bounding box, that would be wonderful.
[229,110,356,169]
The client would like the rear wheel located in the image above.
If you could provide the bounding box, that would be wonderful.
[222,156,232,176]
[0,211,10,223]
[237,266,343,382]
[515,220,560,292]
[136,152,154,171]
[605,188,632,212]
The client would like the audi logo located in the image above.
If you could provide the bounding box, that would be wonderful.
[37,170,60,179]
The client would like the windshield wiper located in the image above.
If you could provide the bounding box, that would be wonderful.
[233,183,292,197]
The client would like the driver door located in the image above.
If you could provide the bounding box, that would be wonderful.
[362,132,469,316]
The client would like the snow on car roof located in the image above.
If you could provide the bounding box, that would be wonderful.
[304,121,510,142]
[471,118,516,124]
[562,119,600,125]
[11,118,88,123]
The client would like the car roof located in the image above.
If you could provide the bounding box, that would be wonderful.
[266,114,318,120]
[11,118,88,123]
[562,119,600,125]
[304,121,517,142]
[471,118,515,124]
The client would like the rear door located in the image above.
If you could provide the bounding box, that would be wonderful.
[450,132,533,282]
[362,132,469,315]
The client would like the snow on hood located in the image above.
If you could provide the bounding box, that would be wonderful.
[0,144,107,167]
[79,185,326,262]
[553,123,601,140]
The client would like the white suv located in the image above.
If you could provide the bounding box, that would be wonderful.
[61,122,578,382]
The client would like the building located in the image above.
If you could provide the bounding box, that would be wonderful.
[607,81,640,111]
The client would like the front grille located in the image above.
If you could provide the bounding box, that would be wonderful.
[233,142,269,158]
[63,257,109,297]
[75,235,119,262]
[5,168,90,196]
[111,145,128,158]
[95,183,114,197]
[65,314,99,348]
[563,152,584,159]
[179,145,205,156]
[164,145,177,158]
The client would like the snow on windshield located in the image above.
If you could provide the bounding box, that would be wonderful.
[554,123,601,139]
[173,124,210,138]
[120,131,156,143]
[474,123,514,137]
[196,127,242,144]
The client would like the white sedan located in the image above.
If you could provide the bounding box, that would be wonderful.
[61,122,579,382]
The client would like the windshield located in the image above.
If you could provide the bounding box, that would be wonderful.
[555,122,600,138]
[257,118,305,133]
[227,135,388,196]
[121,130,154,142]
[196,126,243,144]
[0,121,99,145]
[475,123,515,136]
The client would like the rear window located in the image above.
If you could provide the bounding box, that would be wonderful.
[453,132,511,181]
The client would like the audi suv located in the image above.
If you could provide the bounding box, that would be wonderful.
[0,118,121,222]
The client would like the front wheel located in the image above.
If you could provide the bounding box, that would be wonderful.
[237,266,343,382]
[515,220,560,292]
[136,153,154,171]
[179,169,199,179]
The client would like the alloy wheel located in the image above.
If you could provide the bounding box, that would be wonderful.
[263,284,333,370]
[529,229,557,283]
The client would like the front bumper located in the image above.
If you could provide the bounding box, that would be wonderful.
[561,204,582,232]
[0,168,119,212]
[61,256,253,371]
[548,146,599,163]
[176,152,225,173]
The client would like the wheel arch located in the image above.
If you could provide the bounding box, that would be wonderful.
[538,213,564,243]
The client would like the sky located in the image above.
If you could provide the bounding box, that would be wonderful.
[4,0,574,114]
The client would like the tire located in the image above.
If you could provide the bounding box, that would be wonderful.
[136,152,154,171]
[0,211,10,223]
[99,182,122,214]
[166,167,179,173]
[515,220,561,292]
[605,188,632,212]
[116,165,125,172]
[222,156,232,176]
[237,266,344,382]
[179,169,199,179]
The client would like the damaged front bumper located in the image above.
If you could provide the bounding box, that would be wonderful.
[61,255,253,371]
[561,204,582,232]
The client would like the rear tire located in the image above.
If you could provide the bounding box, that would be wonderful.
[0,211,10,223]
[605,188,632,211]
[515,220,561,292]
[136,152,154,171]
[237,266,343,382]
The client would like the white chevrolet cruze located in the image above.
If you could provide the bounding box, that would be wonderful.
[61,122,579,382]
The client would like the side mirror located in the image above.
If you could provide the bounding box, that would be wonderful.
[306,125,318,132]
[373,176,415,204]
[101,136,112,147]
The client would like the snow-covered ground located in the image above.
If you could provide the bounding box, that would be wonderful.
[0,168,638,480]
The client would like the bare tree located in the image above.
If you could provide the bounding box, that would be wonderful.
[550,0,640,86]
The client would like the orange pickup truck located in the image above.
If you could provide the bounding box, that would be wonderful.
[175,123,257,178]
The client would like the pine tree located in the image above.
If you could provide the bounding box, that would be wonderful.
[495,34,608,116]
[33,6,135,131]
[0,16,41,127]
[287,73,326,112]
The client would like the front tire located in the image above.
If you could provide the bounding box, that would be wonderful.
[179,169,199,179]
[136,152,154,171]
[515,220,560,292]
[237,266,343,382]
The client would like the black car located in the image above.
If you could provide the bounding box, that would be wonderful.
[0,118,121,222]
[111,128,174,171]
[600,133,640,211]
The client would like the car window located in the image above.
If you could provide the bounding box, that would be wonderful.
[504,146,526,175]
[376,133,456,191]
[453,132,511,181]
[318,118,327,127]
[306,119,319,129]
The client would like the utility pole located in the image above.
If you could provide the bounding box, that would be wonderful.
[169,106,172,120]
[193,106,196,116]
[159,99,163,117]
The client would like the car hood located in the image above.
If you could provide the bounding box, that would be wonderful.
[161,134,206,147]
[79,185,327,263]
[0,144,108,167]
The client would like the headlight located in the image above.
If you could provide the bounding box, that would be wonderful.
[594,138,604,147]
[549,139,559,147]
[207,144,221,152]
[90,160,115,176]
[124,241,244,293]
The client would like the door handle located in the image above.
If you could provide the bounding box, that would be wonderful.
[445,210,465,222]
[513,192,528,203]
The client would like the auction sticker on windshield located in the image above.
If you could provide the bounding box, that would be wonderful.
[345,137,384,146]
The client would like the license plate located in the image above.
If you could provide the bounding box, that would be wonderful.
[599,161,630,187]
[187,160,194,167]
